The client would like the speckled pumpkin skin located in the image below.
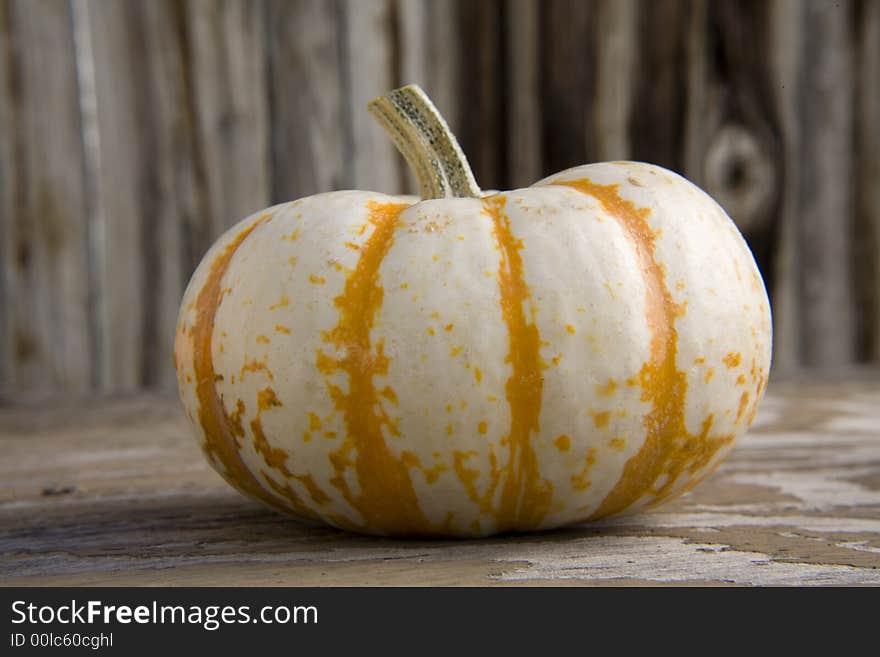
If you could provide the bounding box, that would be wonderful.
[174,161,772,538]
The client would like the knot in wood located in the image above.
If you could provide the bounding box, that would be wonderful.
[704,124,776,234]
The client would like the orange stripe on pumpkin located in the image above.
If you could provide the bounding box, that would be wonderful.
[549,179,733,518]
[482,196,553,531]
[186,213,288,511]
[316,201,433,535]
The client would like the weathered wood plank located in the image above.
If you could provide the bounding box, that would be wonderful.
[594,0,636,162]
[87,0,203,392]
[688,1,781,239]
[0,0,92,396]
[0,0,13,392]
[186,0,271,234]
[83,0,143,393]
[71,0,103,393]
[2,375,879,586]
[854,0,880,361]
[265,0,347,201]
[628,0,689,172]
[504,0,541,187]
[771,0,859,372]
[340,0,400,194]
[539,0,598,174]
[796,1,857,368]
[455,0,505,191]
[769,0,804,374]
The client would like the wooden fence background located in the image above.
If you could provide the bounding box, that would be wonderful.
[0,0,878,398]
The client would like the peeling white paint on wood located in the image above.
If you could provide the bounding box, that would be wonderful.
[496,535,880,586]
[605,513,880,535]
[1,377,878,586]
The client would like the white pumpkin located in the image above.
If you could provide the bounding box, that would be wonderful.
[174,85,771,537]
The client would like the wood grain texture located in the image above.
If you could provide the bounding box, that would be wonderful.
[594,0,636,162]
[855,0,880,361]
[0,0,92,395]
[265,0,347,200]
[769,0,804,374]
[771,0,860,373]
[87,0,207,391]
[84,0,144,392]
[688,1,781,241]
[540,0,597,175]
[2,375,879,586]
[1,0,879,396]
[504,0,541,188]
[342,0,400,194]
[186,0,271,234]
[629,0,689,172]
[456,0,505,191]
[795,2,857,368]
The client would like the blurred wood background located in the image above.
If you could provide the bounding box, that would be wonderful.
[0,0,878,398]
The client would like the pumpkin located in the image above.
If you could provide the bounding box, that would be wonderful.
[174,85,772,538]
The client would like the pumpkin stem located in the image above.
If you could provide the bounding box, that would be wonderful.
[368,84,481,199]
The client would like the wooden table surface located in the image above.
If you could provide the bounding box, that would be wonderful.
[2,374,880,587]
